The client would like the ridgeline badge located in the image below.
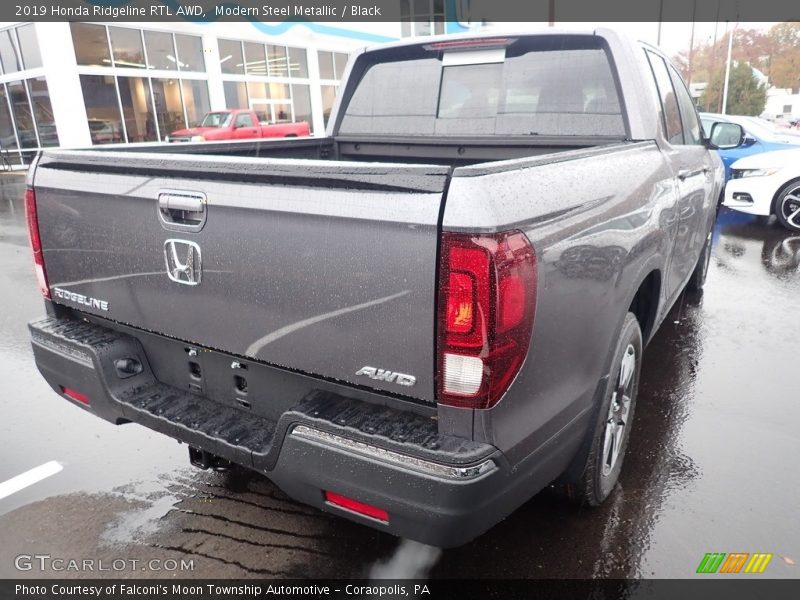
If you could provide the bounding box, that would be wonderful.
[52,287,109,311]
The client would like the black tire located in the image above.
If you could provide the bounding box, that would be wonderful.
[687,227,713,292]
[774,179,800,233]
[572,312,643,507]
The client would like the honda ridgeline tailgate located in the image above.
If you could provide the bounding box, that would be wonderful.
[32,150,450,402]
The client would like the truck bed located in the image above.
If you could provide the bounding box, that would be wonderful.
[108,134,622,167]
[32,136,634,408]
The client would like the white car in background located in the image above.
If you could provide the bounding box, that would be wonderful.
[724,148,800,232]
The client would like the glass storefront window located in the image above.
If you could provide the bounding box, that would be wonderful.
[7,80,36,148]
[223,81,248,109]
[175,34,205,72]
[287,47,308,78]
[144,30,175,71]
[318,51,335,80]
[71,23,110,67]
[151,78,186,140]
[218,39,244,75]
[0,24,54,156]
[0,84,18,151]
[0,26,215,154]
[267,45,288,77]
[79,74,123,144]
[117,76,156,143]
[401,0,444,37]
[268,83,290,101]
[246,81,268,102]
[16,25,42,70]
[291,84,312,133]
[181,80,210,126]
[27,77,58,147]
[244,42,267,76]
[321,85,338,127]
[334,53,349,80]
[0,29,21,74]
[108,26,146,69]
[253,108,269,122]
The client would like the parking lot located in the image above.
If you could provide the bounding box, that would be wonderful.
[0,173,798,579]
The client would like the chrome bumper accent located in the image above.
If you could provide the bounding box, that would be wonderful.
[290,425,496,480]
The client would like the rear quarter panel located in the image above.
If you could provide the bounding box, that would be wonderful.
[443,142,679,463]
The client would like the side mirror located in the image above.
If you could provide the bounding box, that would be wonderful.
[708,122,745,150]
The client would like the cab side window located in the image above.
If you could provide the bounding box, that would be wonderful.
[668,65,703,145]
[646,51,683,145]
[235,113,254,128]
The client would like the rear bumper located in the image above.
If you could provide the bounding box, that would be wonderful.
[29,315,572,547]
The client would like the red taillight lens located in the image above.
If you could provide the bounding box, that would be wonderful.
[324,491,388,523]
[446,271,475,334]
[60,386,90,406]
[437,231,537,409]
[24,188,49,298]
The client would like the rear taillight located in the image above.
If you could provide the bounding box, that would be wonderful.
[24,188,49,298]
[437,231,537,409]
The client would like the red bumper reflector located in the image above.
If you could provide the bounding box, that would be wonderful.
[325,491,389,523]
[60,386,90,406]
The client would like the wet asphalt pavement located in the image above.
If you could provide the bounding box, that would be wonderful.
[0,173,798,579]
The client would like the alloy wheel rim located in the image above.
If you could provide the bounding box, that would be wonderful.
[781,186,800,228]
[602,343,636,476]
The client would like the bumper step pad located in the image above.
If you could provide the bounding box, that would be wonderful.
[29,315,494,474]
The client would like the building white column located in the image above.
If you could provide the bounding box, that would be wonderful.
[202,32,226,110]
[34,22,92,148]
[306,46,327,136]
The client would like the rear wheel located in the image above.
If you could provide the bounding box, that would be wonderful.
[687,228,713,292]
[572,312,642,506]
[775,180,800,232]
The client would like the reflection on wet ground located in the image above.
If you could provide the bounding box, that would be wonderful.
[0,175,797,578]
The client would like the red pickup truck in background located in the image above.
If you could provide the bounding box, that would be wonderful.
[166,109,310,142]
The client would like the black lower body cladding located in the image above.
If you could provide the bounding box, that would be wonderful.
[29,314,589,546]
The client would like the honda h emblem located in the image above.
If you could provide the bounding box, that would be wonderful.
[164,239,202,285]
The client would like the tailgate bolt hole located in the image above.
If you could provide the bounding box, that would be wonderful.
[189,361,202,379]
[234,375,248,394]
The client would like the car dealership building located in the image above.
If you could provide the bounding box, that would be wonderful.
[0,11,461,166]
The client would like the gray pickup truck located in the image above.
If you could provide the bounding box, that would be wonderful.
[25,30,743,547]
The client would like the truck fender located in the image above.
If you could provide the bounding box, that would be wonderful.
[557,261,662,486]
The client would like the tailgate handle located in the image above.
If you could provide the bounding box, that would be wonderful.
[158,191,207,232]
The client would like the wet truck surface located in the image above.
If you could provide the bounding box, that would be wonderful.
[24,30,741,546]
